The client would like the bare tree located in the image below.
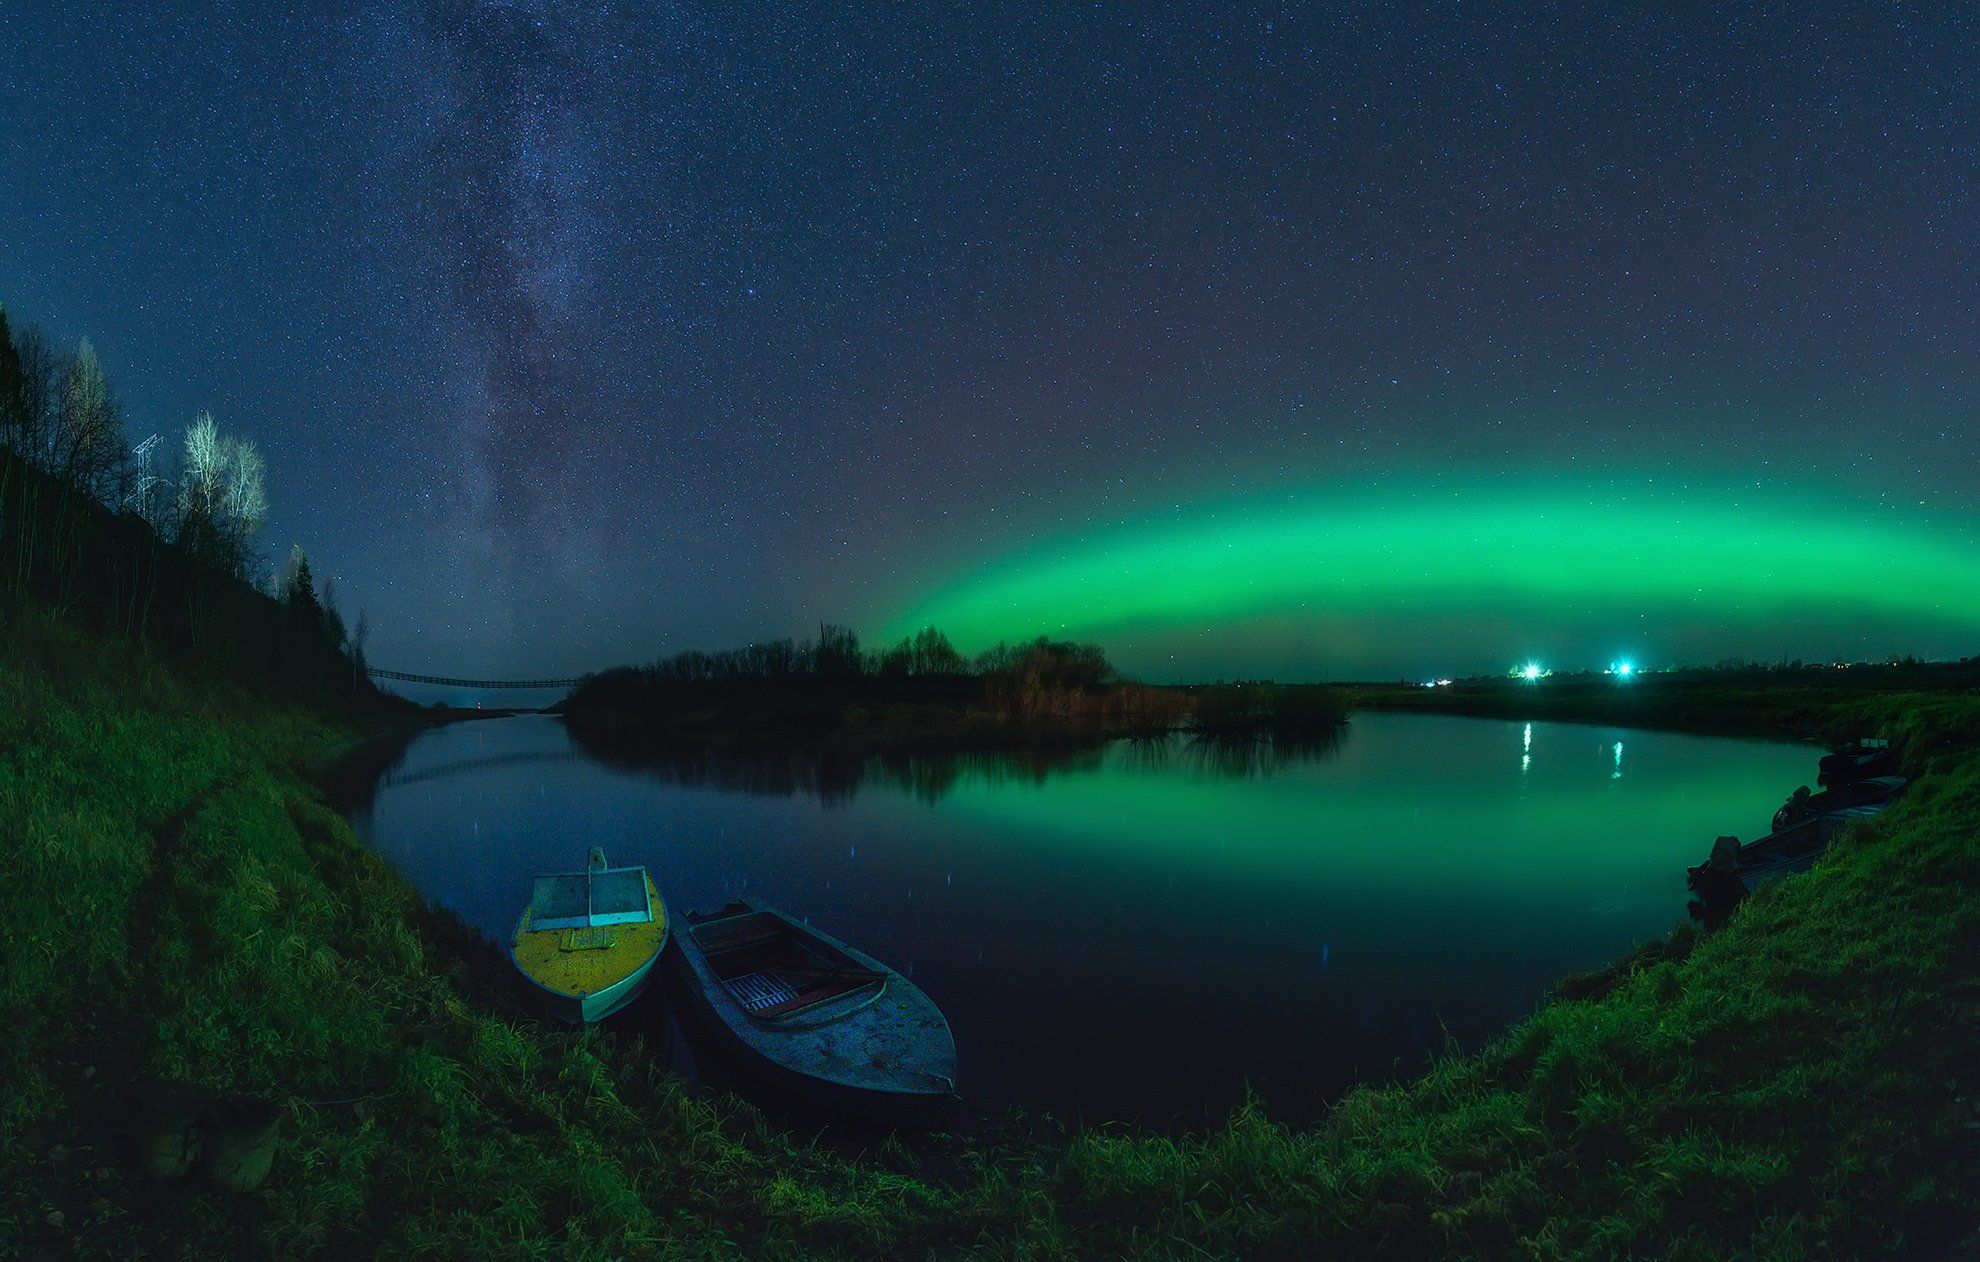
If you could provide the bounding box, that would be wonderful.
[52,339,123,500]
[179,412,221,520]
[10,324,58,471]
[219,433,266,539]
[0,306,27,593]
[0,306,26,455]
[3,324,60,590]
[175,411,266,577]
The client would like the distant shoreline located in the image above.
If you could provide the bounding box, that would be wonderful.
[1339,662,1980,745]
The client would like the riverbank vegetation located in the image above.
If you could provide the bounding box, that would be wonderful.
[0,301,375,708]
[1346,661,1980,743]
[8,585,1978,1255]
[562,625,1194,747]
[1186,681,1350,742]
[563,627,1353,757]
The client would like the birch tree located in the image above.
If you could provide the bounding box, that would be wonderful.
[175,411,267,577]
[179,412,221,521]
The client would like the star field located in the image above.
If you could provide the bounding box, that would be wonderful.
[1,3,1973,680]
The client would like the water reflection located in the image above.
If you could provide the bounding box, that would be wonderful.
[383,748,579,789]
[339,711,1817,1128]
[1160,726,1348,780]
[567,725,1346,805]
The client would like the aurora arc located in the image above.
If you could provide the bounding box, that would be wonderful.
[883,480,1980,674]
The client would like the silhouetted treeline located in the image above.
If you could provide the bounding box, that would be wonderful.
[562,625,1192,744]
[0,301,386,708]
[1187,681,1349,741]
[616,622,876,684]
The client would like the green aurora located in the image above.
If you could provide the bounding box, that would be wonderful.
[882,478,1980,677]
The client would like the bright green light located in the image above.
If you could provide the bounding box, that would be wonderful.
[1522,663,1542,681]
[879,476,1980,669]
[1616,661,1634,678]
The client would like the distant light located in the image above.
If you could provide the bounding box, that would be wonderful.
[1522,663,1542,681]
[1616,661,1634,678]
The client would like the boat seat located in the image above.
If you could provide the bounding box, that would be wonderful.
[699,924,785,956]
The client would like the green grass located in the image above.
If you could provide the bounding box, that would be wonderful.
[4,605,1978,1257]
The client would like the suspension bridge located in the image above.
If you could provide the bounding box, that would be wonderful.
[365,668,586,690]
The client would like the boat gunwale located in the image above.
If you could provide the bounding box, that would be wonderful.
[673,901,957,1099]
[512,870,670,1008]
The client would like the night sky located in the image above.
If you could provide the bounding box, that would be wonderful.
[3,4,1974,684]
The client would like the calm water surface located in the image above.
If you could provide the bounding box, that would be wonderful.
[342,712,1814,1126]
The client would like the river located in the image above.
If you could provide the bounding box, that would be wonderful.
[340,710,1815,1127]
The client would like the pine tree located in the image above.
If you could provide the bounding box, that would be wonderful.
[285,546,322,622]
[320,576,347,647]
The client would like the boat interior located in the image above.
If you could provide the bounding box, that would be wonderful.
[1740,817,1828,865]
[691,910,885,1021]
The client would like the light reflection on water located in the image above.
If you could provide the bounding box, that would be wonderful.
[341,711,1814,1127]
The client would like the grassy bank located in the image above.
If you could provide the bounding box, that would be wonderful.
[5,607,1978,1257]
[0,604,957,1257]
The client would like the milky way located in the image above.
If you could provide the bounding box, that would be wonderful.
[2,3,1974,684]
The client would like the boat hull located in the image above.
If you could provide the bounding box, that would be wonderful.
[667,903,957,1122]
[527,953,661,1024]
[1817,746,1896,785]
[511,870,669,1025]
[1689,802,1893,900]
[1769,775,1905,834]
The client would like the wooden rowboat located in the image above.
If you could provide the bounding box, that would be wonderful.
[1770,775,1906,833]
[512,848,668,1024]
[1688,802,1890,897]
[668,901,957,1116]
[1817,739,1896,785]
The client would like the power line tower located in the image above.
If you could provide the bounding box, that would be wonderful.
[127,433,164,524]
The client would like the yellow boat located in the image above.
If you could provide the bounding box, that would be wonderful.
[511,848,669,1023]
